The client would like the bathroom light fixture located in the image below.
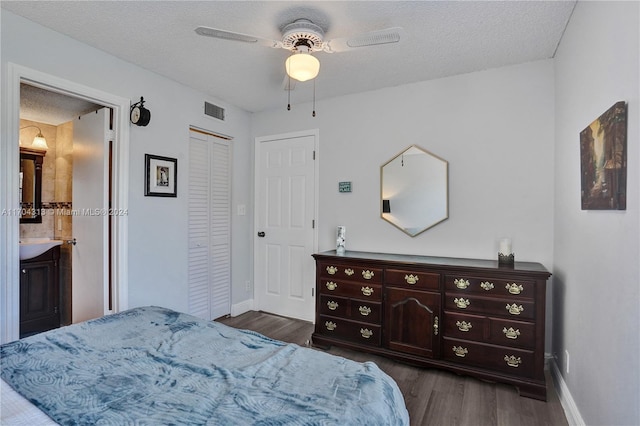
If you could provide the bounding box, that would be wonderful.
[285,43,320,82]
[20,125,48,150]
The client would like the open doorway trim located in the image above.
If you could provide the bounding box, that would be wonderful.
[1,63,130,343]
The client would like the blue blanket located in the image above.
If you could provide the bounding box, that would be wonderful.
[1,306,409,425]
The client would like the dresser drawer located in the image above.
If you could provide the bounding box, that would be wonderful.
[317,316,381,346]
[443,337,535,379]
[445,275,535,299]
[443,312,487,341]
[319,295,349,318]
[319,295,381,324]
[319,278,382,301]
[488,317,536,349]
[444,312,536,349]
[318,262,383,284]
[386,269,440,290]
[349,300,382,323]
[445,294,535,320]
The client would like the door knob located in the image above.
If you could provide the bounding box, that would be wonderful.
[257,232,266,237]
[67,238,77,245]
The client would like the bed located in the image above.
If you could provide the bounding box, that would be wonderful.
[1,306,409,425]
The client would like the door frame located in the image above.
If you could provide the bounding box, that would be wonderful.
[253,129,320,321]
[1,63,130,343]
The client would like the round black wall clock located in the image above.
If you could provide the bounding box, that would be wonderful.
[130,97,151,126]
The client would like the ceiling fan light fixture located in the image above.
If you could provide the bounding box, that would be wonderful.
[285,47,320,82]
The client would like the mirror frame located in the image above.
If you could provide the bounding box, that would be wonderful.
[380,145,449,237]
[20,147,45,224]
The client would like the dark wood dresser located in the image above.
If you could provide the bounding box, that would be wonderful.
[312,250,551,400]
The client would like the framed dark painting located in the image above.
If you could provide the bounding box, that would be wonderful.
[145,154,177,197]
[580,101,627,210]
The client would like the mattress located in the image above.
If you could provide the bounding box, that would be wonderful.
[1,306,409,425]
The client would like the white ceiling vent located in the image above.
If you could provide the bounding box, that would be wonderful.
[204,101,225,121]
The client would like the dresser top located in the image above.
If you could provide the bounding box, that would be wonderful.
[313,250,551,277]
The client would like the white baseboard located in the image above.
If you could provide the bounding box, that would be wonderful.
[230,298,254,317]
[549,358,585,426]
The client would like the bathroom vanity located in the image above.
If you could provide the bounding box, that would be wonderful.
[20,245,61,338]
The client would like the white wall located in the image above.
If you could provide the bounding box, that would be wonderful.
[0,11,254,335]
[252,60,555,265]
[553,2,639,425]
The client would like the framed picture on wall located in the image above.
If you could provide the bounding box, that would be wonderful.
[145,154,177,197]
[580,101,627,210]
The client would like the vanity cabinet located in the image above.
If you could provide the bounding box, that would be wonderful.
[312,250,551,400]
[20,245,60,338]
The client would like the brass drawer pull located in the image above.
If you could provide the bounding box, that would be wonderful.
[327,301,339,311]
[506,303,524,315]
[454,278,470,289]
[454,298,470,309]
[360,328,373,339]
[456,320,473,332]
[504,355,522,368]
[453,346,468,357]
[361,286,374,297]
[344,268,355,276]
[358,306,371,316]
[404,274,419,285]
[326,266,338,275]
[326,281,338,291]
[362,270,375,280]
[503,327,521,339]
[325,321,337,331]
[506,283,524,295]
[480,281,494,291]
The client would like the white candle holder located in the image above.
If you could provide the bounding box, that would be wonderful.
[498,238,514,265]
[336,226,346,254]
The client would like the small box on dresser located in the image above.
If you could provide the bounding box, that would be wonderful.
[312,250,551,400]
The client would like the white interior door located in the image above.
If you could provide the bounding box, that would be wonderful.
[188,129,231,320]
[72,108,109,323]
[254,131,317,322]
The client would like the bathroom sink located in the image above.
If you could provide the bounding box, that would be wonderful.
[19,238,63,260]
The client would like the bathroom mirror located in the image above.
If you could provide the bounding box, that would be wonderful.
[380,145,448,236]
[20,148,44,223]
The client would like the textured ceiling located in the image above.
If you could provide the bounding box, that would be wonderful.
[20,84,102,126]
[4,1,576,115]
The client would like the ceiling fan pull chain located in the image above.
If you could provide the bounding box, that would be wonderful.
[287,74,291,111]
[312,79,316,117]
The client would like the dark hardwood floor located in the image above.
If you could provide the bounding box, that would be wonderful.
[218,311,569,426]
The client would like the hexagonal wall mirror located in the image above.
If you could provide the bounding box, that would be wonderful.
[380,145,449,236]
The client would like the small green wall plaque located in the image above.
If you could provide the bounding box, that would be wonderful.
[338,181,352,193]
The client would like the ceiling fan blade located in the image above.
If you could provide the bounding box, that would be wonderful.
[195,26,283,49]
[323,27,405,53]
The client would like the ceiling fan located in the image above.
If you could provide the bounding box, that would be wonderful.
[195,19,405,82]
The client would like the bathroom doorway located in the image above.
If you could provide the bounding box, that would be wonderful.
[2,63,131,343]
[19,83,107,328]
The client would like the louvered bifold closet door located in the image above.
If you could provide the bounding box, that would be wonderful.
[188,130,231,320]
[209,139,231,319]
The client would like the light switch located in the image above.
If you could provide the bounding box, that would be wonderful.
[237,204,246,216]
